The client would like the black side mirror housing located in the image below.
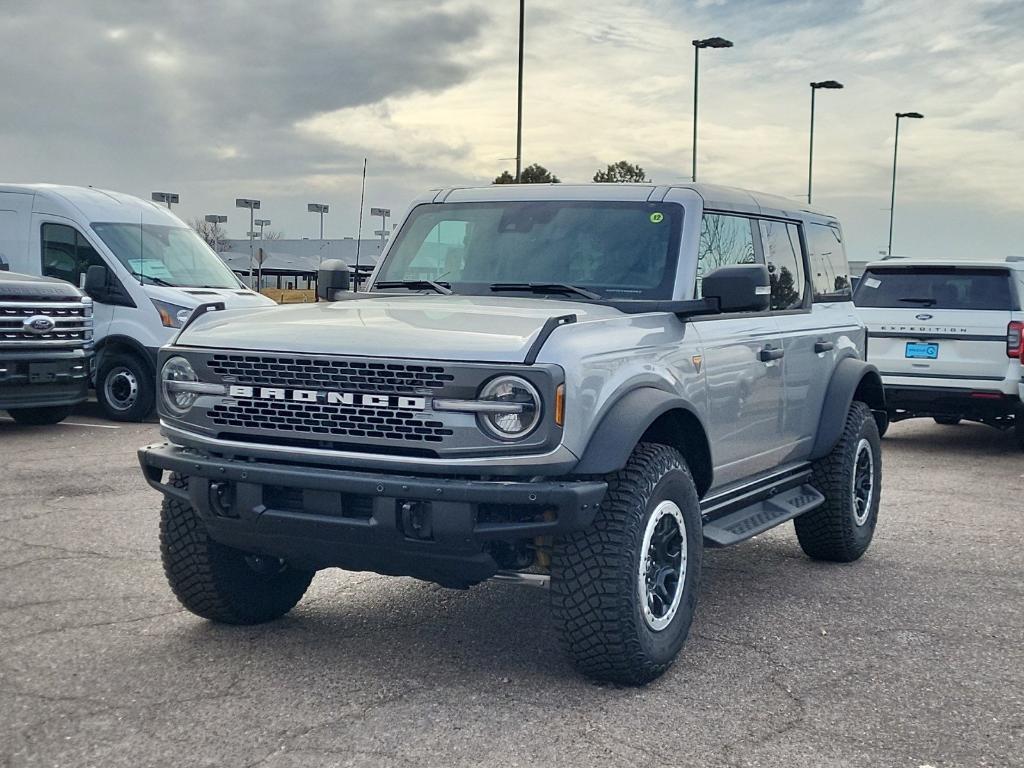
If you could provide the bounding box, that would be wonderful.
[316,259,351,301]
[701,263,771,313]
[84,264,109,300]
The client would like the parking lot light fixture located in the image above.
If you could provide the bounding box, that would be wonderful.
[255,218,271,239]
[691,36,734,182]
[235,198,261,287]
[204,215,227,252]
[307,203,329,240]
[888,112,924,257]
[151,192,179,209]
[808,80,844,204]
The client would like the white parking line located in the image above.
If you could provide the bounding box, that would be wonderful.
[0,417,120,429]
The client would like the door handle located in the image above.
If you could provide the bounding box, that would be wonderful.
[759,345,785,362]
[814,340,835,354]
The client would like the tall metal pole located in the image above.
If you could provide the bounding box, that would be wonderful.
[319,211,324,240]
[692,44,700,183]
[888,115,901,257]
[248,207,255,287]
[355,158,367,291]
[808,87,816,204]
[515,0,525,182]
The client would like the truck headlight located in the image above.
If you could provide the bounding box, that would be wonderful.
[477,375,541,440]
[152,299,193,329]
[161,356,199,414]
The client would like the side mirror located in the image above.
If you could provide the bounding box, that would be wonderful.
[701,263,771,314]
[84,264,109,300]
[316,259,351,301]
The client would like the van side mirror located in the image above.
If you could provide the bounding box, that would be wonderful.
[701,263,771,314]
[316,259,351,301]
[84,264,109,299]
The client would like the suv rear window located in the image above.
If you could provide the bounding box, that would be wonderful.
[855,267,1016,310]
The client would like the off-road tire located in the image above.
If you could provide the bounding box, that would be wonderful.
[160,474,314,624]
[933,415,961,426]
[96,352,155,422]
[796,401,881,562]
[7,404,75,425]
[550,443,702,685]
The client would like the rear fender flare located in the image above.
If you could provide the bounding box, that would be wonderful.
[810,357,885,460]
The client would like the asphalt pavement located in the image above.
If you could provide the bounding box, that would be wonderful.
[1,406,1021,767]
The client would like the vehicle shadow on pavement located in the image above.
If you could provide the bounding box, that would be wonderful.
[882,420,1017,455]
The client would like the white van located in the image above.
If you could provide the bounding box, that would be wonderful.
[854,258,1024,448]
[0,184,274,420]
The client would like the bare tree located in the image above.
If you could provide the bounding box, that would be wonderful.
[190,217,229,251]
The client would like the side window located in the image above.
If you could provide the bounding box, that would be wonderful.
[41,223,104,287]
[760,220,807,311]
[806,223,851,301]
[695,214,758,298]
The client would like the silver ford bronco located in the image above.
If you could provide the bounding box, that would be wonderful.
[139,183,884,684]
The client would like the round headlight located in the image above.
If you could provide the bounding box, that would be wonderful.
[161,356,198,415]
[478,375,541,440]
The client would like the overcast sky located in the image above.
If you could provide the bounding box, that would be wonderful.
[2,0,1022,261]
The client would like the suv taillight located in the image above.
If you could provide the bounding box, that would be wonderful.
[1007,321,1024,359]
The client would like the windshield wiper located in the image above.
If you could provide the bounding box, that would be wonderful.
[897,297,937,306]
[374,280,452,295]
[490,282,602,300]
[129,270,175,288]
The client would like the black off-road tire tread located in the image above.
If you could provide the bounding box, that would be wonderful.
[97,352,155,422]
[796,401,879,563]
[7,404,75,425]
[550,443,700,685]
[160,473,313,624]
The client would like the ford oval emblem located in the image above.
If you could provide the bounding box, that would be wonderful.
[915,313,933,321]
[23,315,56,335]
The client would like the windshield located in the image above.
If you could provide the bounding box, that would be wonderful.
[854,267,1016,310]
[373,201,682,299]
[91,223,241,289]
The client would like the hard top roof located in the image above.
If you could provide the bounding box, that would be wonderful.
[0,183,183,225]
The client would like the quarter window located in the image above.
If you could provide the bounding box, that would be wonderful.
[695,214,758,299]
[806,223,851,301]
[41,223,104,287]
[760,220,807,311]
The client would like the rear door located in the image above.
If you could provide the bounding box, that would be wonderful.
[855,266,1015,382]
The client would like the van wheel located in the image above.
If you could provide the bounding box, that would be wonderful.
[796,401,881,562]
[7,405,75,425]
[161,474,314,624]
[550,443,702,685]
[97,352,154,421]
[933,415,961,426]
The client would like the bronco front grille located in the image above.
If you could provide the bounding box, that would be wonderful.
[209,398,454,443]
[207,354,454,394]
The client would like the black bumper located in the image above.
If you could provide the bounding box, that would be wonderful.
[138,442,607,586]
[886,385,1020,422]
[0,349,91,411]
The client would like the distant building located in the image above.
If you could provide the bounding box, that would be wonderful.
[218,238,383,290]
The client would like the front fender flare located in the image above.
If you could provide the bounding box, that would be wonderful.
[809,357,885,461]
[573,387,708,475]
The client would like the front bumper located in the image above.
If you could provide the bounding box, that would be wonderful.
[0,349,91,410]
[138,442,607,586]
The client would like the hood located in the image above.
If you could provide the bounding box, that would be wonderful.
[143,284,275,310]
[0,270,83,300]
[177,294,626,363]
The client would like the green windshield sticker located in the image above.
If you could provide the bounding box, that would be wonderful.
[650,212,664,224]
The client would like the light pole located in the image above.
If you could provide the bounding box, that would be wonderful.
[515,0,525,182]
[255,218,270,239]
[691,36,733,183]
[151,192,179,209]
[808,80,843,204]
[204,214,227,253]
[888,112,924,257]
[307,203,329,240]
[235,198,261,288]
[371,207,391,245]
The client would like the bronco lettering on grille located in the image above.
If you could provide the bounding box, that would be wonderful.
[227,385,427,411]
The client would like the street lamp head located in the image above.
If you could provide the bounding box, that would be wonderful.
[235,198,261,210]
[811,80,844,89]
[307,203,329,214]
[204,215,227,224]
[152,192,179,204]
[896,112,924,119]
[693,36,733,49]
[255,219,271,227]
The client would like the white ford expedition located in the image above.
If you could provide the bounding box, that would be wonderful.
[854,258,1024,448]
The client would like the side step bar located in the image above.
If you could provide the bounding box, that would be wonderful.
[702,484,825,548]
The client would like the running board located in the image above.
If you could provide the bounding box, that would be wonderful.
[702,484,825,548]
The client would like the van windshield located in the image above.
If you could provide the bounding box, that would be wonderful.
[854,267,1016,311]
[373,201,682,300]
[91,223,241,289]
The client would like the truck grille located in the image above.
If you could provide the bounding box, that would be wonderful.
[0,301,92,347]
[207,354,454,394]
[209,398,454,443]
